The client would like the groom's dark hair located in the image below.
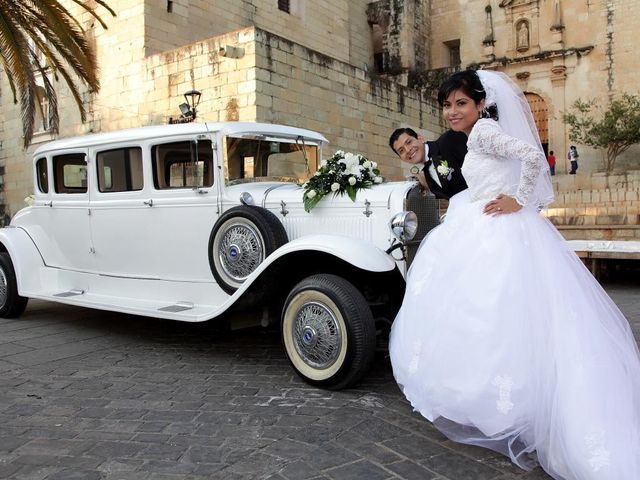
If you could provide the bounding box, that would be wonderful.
[389,127,419,155]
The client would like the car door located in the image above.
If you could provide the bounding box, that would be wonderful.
[26,150,95,272]
[89,136,218,282]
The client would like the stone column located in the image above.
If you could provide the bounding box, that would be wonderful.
[550,65,568,174]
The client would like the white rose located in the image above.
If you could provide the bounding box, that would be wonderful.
[348,176,357,186]
[330,182,340,192]
[306,190,317,198]
[362,160,372,169]
[374,176,383,184]
[372,161,378,169]
[320,159,327,167]
[436,165,449,175]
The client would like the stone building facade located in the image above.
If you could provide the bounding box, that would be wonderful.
[0,0,638,233]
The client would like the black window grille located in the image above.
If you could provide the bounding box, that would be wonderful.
[278,0,290,13]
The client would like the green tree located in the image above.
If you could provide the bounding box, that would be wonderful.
[0,0,115,147]
[562,93,640,172]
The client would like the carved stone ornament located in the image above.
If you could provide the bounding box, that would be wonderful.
[516,20,530,52]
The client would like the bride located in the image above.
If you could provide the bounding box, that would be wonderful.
[389,69,640,479]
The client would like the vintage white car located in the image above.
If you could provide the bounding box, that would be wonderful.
[0,122,439,389]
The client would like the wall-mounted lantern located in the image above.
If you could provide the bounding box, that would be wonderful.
[169,89,202,124]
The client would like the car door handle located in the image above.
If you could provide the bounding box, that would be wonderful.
[143,199,154,207]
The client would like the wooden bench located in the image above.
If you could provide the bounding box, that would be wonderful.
[567,240,640,280]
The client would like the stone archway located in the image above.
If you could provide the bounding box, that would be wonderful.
[525,92,548,155]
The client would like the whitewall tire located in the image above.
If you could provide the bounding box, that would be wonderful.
[281,274,376,389]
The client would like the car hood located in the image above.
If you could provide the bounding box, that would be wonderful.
[223,181,412,210]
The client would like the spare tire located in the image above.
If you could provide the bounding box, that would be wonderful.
[208,206,288,294]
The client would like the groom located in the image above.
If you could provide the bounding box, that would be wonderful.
[389,127,468,199]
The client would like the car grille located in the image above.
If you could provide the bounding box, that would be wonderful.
[403,185,442,267]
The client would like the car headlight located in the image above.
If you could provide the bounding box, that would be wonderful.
[239,192,255,205]
[390,211,418,242]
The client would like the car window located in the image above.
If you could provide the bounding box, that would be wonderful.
[225,137,318,184]
[97,147,143,193]
[35,157,48,193]
[53,153,87,193]
[151,140,213,189]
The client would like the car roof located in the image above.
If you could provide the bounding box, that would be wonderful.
[33,122,329,155]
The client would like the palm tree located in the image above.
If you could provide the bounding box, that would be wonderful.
[0,0,115,147]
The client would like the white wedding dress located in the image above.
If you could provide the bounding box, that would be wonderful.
[389,119,640,480]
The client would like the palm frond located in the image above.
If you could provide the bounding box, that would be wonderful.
[0,0,115,147]
[0,1,38,144]
[70,0,117,30]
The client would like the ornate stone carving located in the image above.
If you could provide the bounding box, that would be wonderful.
[516,20,530,52]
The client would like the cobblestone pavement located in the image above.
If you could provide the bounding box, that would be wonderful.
[0,282,638,480]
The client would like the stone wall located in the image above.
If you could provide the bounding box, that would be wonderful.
[141,0,373,68]
[546,170,640,240]
[251,29,442,181]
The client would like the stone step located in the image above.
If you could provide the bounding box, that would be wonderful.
[545,213,640,225]
[554,224,640,241]
[552,191,640,204]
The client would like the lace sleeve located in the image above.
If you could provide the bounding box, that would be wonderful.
[468,119,546,206]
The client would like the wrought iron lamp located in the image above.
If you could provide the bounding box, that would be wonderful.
[170,89,202,124]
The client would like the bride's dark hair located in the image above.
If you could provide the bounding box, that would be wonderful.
[437,69,498,120]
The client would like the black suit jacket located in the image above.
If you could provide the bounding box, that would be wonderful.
[423,130,468,199]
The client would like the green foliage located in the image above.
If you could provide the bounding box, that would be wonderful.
[562,93,640,172]
[0,0,115,147]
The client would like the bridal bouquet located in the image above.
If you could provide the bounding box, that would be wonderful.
[302,150,383,212]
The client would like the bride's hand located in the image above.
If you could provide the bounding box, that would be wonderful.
[483,194,522,215]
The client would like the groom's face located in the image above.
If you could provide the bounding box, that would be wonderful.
[393,133,426,165]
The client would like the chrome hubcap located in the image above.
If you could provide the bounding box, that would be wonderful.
[218,223,263,281]
[293,301,341,369]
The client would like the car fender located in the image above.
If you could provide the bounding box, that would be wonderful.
[0,227,45,295]
[217,233,396,307]
[261,234,396,273]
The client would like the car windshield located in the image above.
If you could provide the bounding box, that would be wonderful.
[224,135,319,185]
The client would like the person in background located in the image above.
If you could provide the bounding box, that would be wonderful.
[568,145,579,174]
[547,150,556,175]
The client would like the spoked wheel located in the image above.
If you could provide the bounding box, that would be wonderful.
[208,206,287,294]
[0,253,28,318]
[281,274,376,390]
